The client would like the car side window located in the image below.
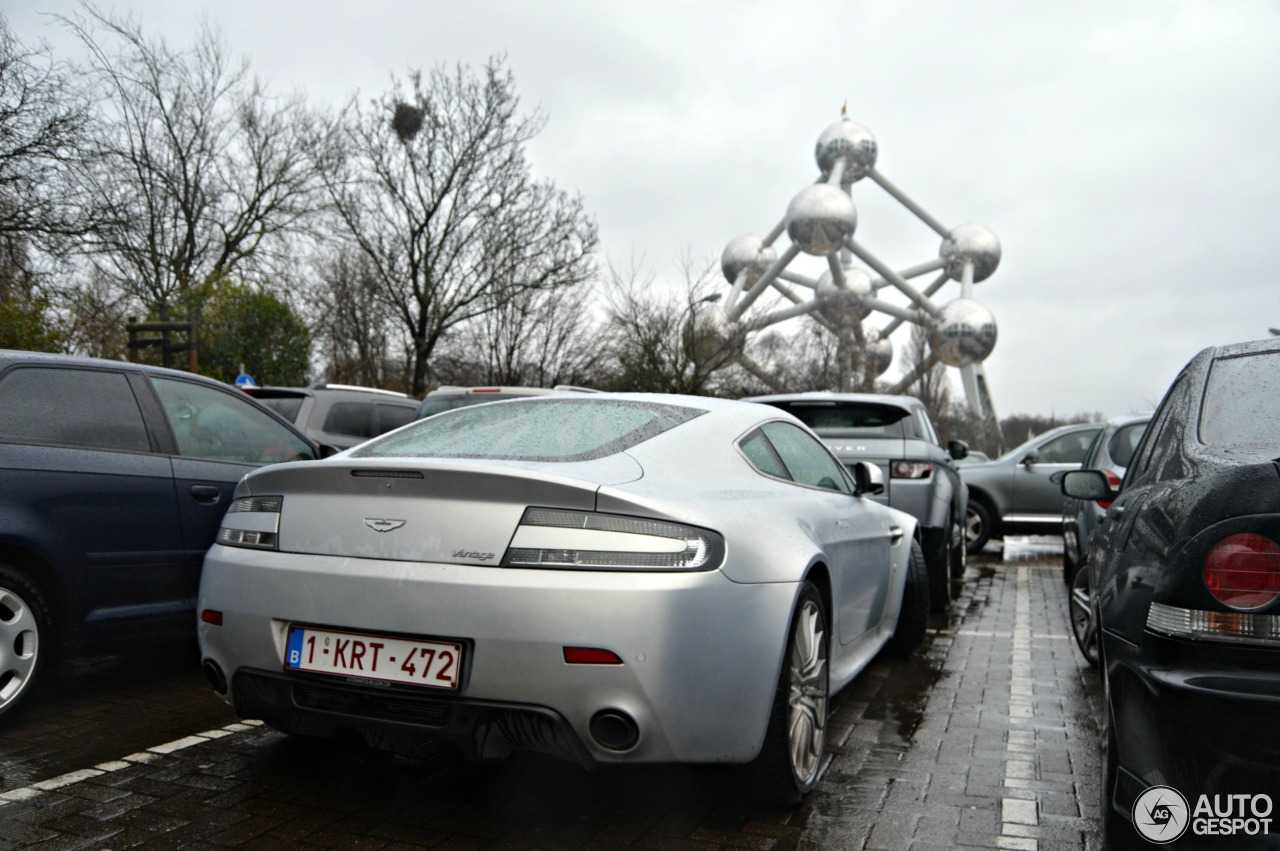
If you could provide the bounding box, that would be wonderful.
[375,403,416,436]
[1036,429,1099,464]
[152,377,315,464]
[323,402,372,438]
[1127,375,1188,488]
[740,429,791,479]
[760,422,853,494]
[0,367,151,452]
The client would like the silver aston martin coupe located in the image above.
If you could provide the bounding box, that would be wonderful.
[197,393,928,802]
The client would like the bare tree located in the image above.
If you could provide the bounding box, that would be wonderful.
[599,256,748,395]
[0,15,93,251]
[308,249,409,391]
[61,6,320,322]
[436,282,604,388]
[314,57,598,395]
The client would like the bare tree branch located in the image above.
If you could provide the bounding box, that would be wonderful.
[314,57,598,395]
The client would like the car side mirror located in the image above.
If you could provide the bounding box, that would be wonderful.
[849,460,885,497]
[947,439,970,461]
[318,444,342,459]
[1020,449,1040,467]
[1061,469,1116,500]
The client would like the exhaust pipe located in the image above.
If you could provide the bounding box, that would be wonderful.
[589,709,639,751]
[202,659,228,695]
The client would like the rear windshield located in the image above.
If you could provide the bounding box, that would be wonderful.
[1108,421,1149,468]
[359,399,704,462]
[1199,350,1280,446]
[762,400,911,438]
[251,396,304,424]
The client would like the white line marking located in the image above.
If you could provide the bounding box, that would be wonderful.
[0,719,262,807]
[999,565,1039,850]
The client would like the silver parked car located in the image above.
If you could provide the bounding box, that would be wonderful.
[745,392,969,612]
[197,394,928,803]
[960,422,1102,553]
[1060,415,1151,582]
[1057,414,1151,667]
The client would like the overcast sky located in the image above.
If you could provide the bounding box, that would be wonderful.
[10,0,1280,418]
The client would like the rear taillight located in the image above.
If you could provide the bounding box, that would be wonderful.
[1204,533,1280,610]
[503,508,724,571]
[1096,470,1123,509]
[891,461,932,479]
[217,495,282,550]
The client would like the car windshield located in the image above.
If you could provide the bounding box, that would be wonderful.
[1199,350,1280,446]
[358,398,704,462]
[764,401,911,438]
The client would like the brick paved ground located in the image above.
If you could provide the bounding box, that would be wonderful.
[0,543,1105,849]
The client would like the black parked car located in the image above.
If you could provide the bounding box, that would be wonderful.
[1062,338,1280,848]
[0,351,321,719]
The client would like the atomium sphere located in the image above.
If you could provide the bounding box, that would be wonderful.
[786,184,857,256]
[815,266,873,325]
[869,333,893,376]
[720,234,778,287]
[928,298,997,367]
[814,120,878,183]
[687,310,747,371]
[940,222,1001,283]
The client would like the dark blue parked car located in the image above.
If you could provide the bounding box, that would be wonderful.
[0,351,320,719]
[1062,338,1280,848]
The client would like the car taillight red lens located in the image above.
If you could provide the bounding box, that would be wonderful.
[891,461,932,479]
[1096,470,1123,509]
[1204,533,1280,611]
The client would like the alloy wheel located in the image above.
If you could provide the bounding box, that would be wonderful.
[1069,567,1099,667]
[787,598,828,785]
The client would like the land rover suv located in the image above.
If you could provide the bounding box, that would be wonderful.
[242,383,419,450]
[746,392,969,611]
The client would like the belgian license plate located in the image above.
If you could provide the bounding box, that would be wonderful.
[285,626,462,690]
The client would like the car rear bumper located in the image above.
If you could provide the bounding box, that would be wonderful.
[197,545,800,766]
[1104,629,1280,816]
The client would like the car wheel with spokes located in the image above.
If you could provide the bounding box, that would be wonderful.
[1069,565,1099,668]
[751,581,829,805]
[0,565,54,721]
[965,501,993,554]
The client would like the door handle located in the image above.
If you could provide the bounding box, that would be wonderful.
[888,525,904,542]
[190,484,221,503]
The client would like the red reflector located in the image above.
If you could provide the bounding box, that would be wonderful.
[1204,533,1280,610]
[473,388,501,393]
[563,647,623,665]
[201,609,224,626]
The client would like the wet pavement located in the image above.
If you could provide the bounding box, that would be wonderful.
[0,539,1104,849]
